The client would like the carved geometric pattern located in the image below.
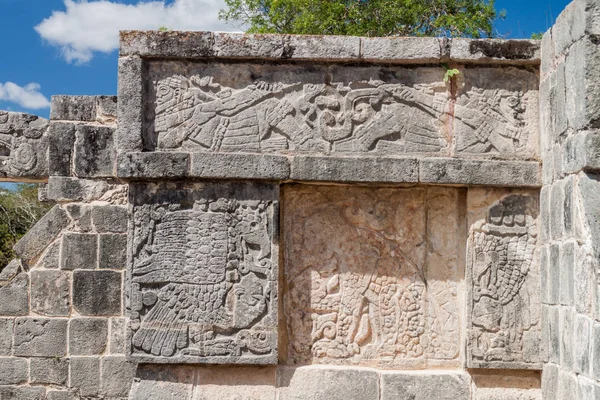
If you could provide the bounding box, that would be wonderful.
[128,182,278,364]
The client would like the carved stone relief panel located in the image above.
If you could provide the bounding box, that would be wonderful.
[283,185,465,368]
[127,182,278,364]
[144,61,538,160]
[467,188,541,369]
[0,111,48,179]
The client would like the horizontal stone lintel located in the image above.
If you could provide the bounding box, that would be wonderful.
[127,353,278,365]
[467,360,544,370]
[117,152,541,187]
[119,31,540,65]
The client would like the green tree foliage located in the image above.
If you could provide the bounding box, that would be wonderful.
[0,184,52,269]
[219,0,503,38]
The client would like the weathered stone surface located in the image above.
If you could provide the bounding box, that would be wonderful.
[35,241,60,269]
[0,111,49,179]
[473,388,542,400]
[100,356,138,398]
[99,233,127,269]
[46,176,115,202]
[213,32,286,59]
[190,153,290,180]
[30,357,69,385]
[70,357,100,397]
[117,152,189,178]
[450,38,541,63]
[287,35,360,60]
[128,182,279,364]
[467,189,541,369]
[48,121,76,176]
[96,95,118,122]
[362,37,441,62]
[0,357,28,384]
[69,318,108,355]
[66,204,93,233]
[73,124,116,177]
[291,155,418,183]
[277,366,379,400]
[0,386,46,400]
[284,185,463,367]
[380,372,471,400]
[194,366,276,400]
[548,306,561,364]
[130,365,196,400]
[91,205,128,233]
[31,270,70,316]
[60,232,98,270]
[574,313,592,375]
[559,241,575,306]
[548,243,560,305]
[117,55,144,152]
[0,318,13,355]
[14,205,70,264]
[542,363,559,400]
[121,30,213,58]
[0,258,21,282]
[420,158,541,187]
[560,306,574,370]
[13,317,67,357]
[0,274,29,316]
[593,322,600,379]
[110,317,126,354]
[46,390,78,400]
[73,270,122,316]
[51,95,97,121]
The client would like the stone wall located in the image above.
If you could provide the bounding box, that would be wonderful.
[0,7,594,397]
[538,0,600,398]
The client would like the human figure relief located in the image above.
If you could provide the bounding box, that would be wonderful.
[469,194,538,363]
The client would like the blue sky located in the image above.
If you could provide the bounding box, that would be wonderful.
[0,0,572,190]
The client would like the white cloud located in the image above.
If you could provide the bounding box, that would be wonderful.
[35,0,234,64]
[0,82,51,110]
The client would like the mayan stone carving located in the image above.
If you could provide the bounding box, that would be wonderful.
[128,182,278,364]
[143,63,538,159]
[0,111,49,179]
[467,189,541,369]
[283,185,464,368]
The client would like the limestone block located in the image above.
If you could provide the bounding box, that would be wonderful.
[117,55,144,152]
[549,306,561,364]
[99,233,127,269]
[550,180,565,240]
[117,152,189,178]
[190,152,290,180]
[48,121,76,176]
[287,35,360,60]
[14,205,70,264]
[450,39,540,63]
[277,366,379,400]
[0,386,46,400]
[540,186,550,243]
[553,0,586,55]
[91,205,128,233]
[213,32,286,59]
[128,182,279,364]
[0,111,49,179]
[578,376,596,400]
[592,322,600,380]
[70,357,100,397]
[361,37,441,62]
[540,246,549,304]
[563,176,574,236]
[100,356,138,398]
[60,232,98,270]
[419,158,541,187]
[73,124,116,177]
[120,30,213,58]
[69,318,108,355]
[130,365,196,400]
[35,241,60,269]
[30,357,69,385]
[284,185,463,368]
[557,370,578,399]
[0,318,13,355]
[96,95,118,122]
[559,241,575,306]
[0,357,28,384]
[542,363,559,400]
[0,258,21,282]
[380,372,471,400]
[578,174,600,262]
[73,270,122,316]
[573,313,592,376]
[46,176,118,202]
[50,95,97,121]
[66,204,93,232]
[560,307,574,370]
[109,317,126,354]
[291,155,418,183]
[47,391,78,400]
[194,366,276,400]
[0,274,29,316]
[13,318,67,357]
[30,270,70,316]
[466,189,542,369]
[548,244,560,305]
[473,388,542,400]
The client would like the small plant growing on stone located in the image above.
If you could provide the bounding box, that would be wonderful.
[158,26,171,32]
[441,63,460,83]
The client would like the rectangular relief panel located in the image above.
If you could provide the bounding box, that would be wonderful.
[127,182,279,364]
[283,185,465,368]
[467,188,541,369]
[142,61,538,160]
